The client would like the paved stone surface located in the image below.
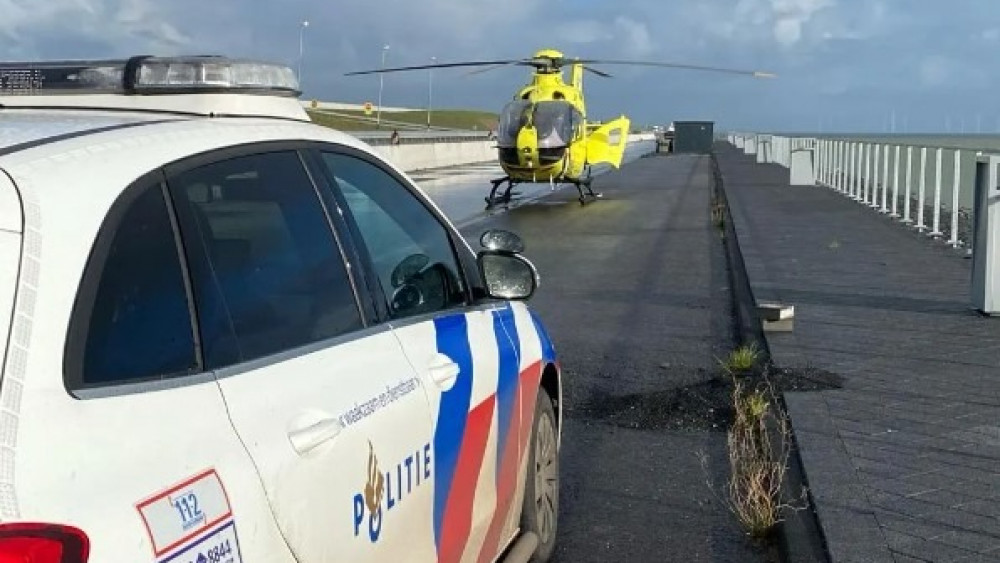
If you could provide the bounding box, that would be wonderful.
[716,143,1000,563]
[457,154,775,562]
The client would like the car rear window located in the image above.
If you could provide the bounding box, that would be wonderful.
[78,185,199,386]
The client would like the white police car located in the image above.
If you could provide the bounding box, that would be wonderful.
[0,56,561,563]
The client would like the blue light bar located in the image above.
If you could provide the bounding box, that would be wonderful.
[0,56,300,97]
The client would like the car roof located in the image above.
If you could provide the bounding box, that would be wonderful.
[0,108,426,225]
[0,110,164,153]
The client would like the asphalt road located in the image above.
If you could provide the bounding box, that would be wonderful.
[443,154,776,562]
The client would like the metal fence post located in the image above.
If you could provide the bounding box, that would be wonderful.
[842,143,848,194]
[931,147,944,237]
[824,140,830,185]
[856,142,863,200]
[872,144,882,208]
[917,147,927,230]
[857,143,863,201]
[833,141,844,192]
[865,143,873,204]
[845,143,852,195]
[816,140,826,185]
[903,146,913,223]
[881,144,890,212]
[891,145,901,217]
[819,140,826,184]
[949,149,962,247]
[828,141,834,185]
[846,142,858,198]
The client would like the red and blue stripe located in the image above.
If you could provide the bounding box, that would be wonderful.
[432,313,495,563]
[431,307,556,563]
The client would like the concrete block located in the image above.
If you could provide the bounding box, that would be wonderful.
[790,149,816,185]
[758,301,794,332]
[756,142,770,164]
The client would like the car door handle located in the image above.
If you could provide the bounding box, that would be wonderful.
[287,413,343,455]
[427,353,460,390]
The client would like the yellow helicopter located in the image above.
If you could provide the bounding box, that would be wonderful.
[345,49,774,208]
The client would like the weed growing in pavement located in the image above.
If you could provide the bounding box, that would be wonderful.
[726,378,788,537]
[719,343,760,376]
[698,367,807,540]
[711,199,726,236]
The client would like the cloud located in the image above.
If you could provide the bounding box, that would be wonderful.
[3,0,999,132]
[553,20,610,45]
[769,0,835,46]
[773,18,804,46]
[979,28,1000,42]
[0,0,187,55]
[919,56,951,87]
[613,16,654,57]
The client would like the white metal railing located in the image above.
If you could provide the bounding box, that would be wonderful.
[726,133,980,250]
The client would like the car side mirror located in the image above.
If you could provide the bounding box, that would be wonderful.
[477,251,538,300]
[479,229,525,254]
[476,229,537,300]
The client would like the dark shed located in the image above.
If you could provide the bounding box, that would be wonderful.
[672,121,714,154]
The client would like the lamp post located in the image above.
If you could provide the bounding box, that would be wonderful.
[427,56,436,130]
[377,44,389,128]
[297,21,309,89]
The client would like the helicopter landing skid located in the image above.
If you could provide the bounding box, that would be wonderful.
[572,178,602,206]
[485,176,522,209]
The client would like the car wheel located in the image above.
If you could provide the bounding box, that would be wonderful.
[519,392,559,562]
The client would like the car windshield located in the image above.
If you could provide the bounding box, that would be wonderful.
[496,100,579,149]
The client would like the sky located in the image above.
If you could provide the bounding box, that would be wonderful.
[2,0,999,133]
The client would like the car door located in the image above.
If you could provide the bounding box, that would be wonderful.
[164,147,437,562]
[314,149,524,563]
[48,174,291,563]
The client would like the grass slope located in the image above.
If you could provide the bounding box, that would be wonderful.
[307,108,498,132]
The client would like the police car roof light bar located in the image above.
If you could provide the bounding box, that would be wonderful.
[0,56,301,97]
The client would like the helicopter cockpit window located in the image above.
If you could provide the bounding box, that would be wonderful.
[533,101,577,149]
[497,100,581,149]
[497,100,532,147]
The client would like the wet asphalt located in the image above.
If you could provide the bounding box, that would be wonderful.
[418,152,772,562]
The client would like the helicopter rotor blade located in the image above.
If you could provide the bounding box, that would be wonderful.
[464,60,539,76]
[583,65,613,78]
[344,60,524,76]
[566,58,776,78]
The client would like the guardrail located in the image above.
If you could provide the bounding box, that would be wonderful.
[727,132,1000,315]
[352,131,495,146]
[352,131,658,146]
[367,133,657,174]
[729,133,979,248]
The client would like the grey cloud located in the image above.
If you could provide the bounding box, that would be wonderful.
[5,0,1000,132]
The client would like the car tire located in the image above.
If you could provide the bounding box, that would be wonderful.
[519,391,559,562]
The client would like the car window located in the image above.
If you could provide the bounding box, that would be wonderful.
[320,152,467,320]
[168,150,363,368]
[80,184,197,386]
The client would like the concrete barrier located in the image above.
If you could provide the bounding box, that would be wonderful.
[372,134,657,173]
[372,141,496,172]
[790,148,816,185]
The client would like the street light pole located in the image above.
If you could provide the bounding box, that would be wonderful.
[427,56,435,130]
[377,44,389,128]
[297,21,309,89]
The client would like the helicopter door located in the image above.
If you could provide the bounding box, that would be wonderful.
[585,116,631,168]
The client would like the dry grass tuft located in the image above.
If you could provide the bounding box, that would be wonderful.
[698,370,807,539]
[719,343,760,376]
